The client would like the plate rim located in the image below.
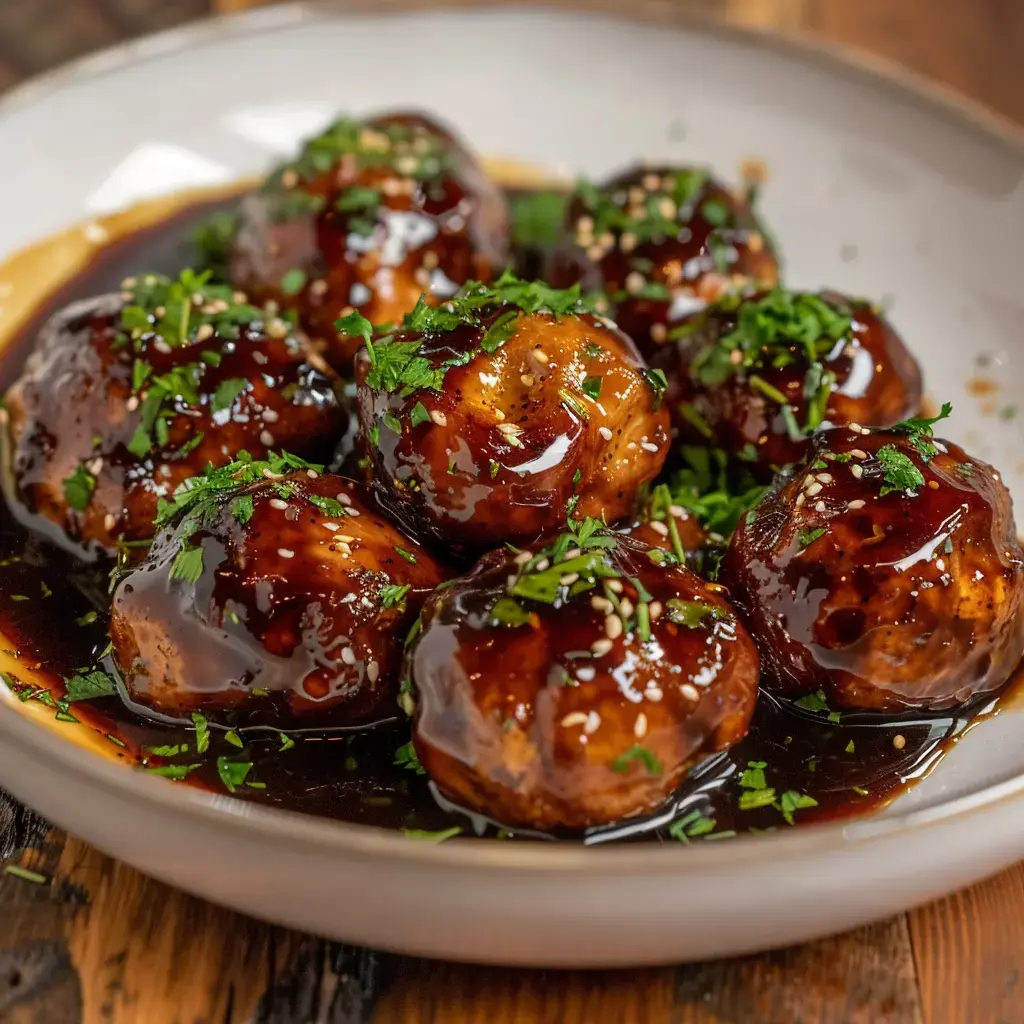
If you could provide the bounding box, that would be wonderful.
[1,0,1023,873]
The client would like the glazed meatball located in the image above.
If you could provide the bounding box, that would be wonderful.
[110,461,446,726]
[616,482,706,566]
[228,112,510,373]
[353,275,671,560]
[2,271,345,556]
[723,416,1024,711]
[551,166,779,360]
[655,288,922,481]
[405,524,760,830]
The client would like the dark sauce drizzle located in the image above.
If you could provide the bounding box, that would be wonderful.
[0,192,1011,844]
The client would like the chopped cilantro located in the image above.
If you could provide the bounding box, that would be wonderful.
[394,740,426,775]
[489,597,532,627]
[876,445,925,497]
[797,526,827,550]
[380,583,412,610]
[664,598,725,628]
[401,826,461,843]
[610,744,663,776]
[510,190,570,247]
[192,711,210,754]
[64,670,116,702]
[62,462,96,512]
[216,757,253,793]
[145,763,202,780]
[410,401,431,427]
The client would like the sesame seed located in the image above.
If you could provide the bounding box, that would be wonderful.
[850,449,869,460]
[851,464,864,479]
[429,410,448,427]
[103,513,117,532]
[605,615,623,640]
[126,396,140,412]
[847,499,866,509]
[591,638,614,657]
[262,408,280,423]
[533,350,549,365]
[599,426,614,441]
[645,686,664,703]
[195,323,215,342]
[583,711,601,735]
[561,711,589,728]
[641,441,659,453]
[260,430,275,447]
[514,551,534,565]
[680,683,700,702]
[520,374,535,387]
[87,457,104,475]
[650,323,667,343]
[814,501,826,512]
[310,279,329,297]
[634,713,648,739]
[307,469,319,479]
[560,572,580,586]
[625,271,645,295]
[795,493,806,507]
[816,473,833,484]
[649,520,669,537]
[278,548,295,559]
[367,661,379,683]
[534,558,550,572]
[337,492,352,505]
[591,596,612,613]
[269,498,289,510]
[893,734,906,750]
[806,482,823,497]
[848,422,863,433]
[620,232,637,253]
[649,601,662,620]
[323,522,340,532]
[494,408,506,422]
[607,580,623,594]
[618,598,634,620]
[340,647,356,665]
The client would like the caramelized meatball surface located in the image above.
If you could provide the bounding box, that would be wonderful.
[3,272,345,556]
[405,525,759,830]
[110,462,446,727]
[616,482,707,567]
[228,112,510,373]
[551,166,779,359]
[723,420,1024,711]
[655,289,922,480]
[353,276,670,560]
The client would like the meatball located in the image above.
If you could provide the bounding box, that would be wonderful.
[655,288,923,481]
[2,271,346,556]
[616,482,707,566]
[405,524,759,830]
[353,274,671,560]
[723,416,1024,711]
[228,112,510,373]
[110,461,446,726]
[551,166,779,360]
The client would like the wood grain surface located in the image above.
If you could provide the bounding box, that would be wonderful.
[1,1,1023,1022]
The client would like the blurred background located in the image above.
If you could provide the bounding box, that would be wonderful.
[0,0,1022,126]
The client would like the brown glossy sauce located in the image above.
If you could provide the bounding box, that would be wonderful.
[0,190,1016,844]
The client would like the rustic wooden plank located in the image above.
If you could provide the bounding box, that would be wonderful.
[908,865,1024,1024]
[805,0,1024,126]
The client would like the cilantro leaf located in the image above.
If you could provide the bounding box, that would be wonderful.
[64,670,116,702]
[610,744,663,776]
[62,462,96,512]
[876,445,926,496]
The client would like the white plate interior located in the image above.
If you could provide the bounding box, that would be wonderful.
[1,3,1023,829]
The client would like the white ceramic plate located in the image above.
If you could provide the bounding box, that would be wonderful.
[1,1,1023,968]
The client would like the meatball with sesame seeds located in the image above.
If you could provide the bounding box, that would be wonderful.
[110,462,446,727]
[2,271,347,558]
[404,524,759,830]
[351,274,671,561]
[549,165,779,360]
[227,112,510,374]
[653,288,923,481]
[723,416,1024,711]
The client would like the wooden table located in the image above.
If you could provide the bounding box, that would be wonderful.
[1,2,1023,1021]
